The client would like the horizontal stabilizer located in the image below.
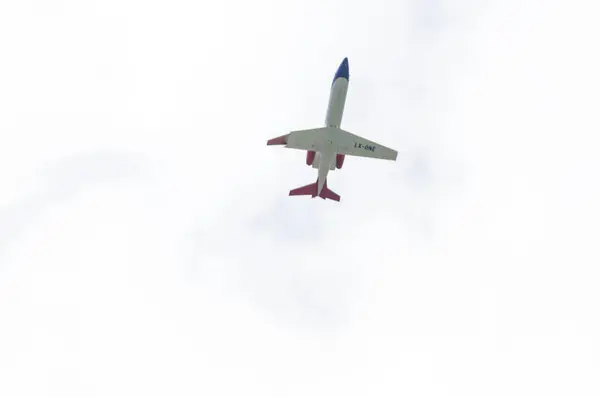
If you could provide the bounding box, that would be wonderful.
[321,184,341,201]
[289,182,317,196]
[289,179,340,202]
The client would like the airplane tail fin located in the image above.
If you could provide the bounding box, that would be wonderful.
[288,179,341,202]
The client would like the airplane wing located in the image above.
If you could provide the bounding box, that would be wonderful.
[332,129,398,161]
[267,127,397,161]
[266,127,328,150]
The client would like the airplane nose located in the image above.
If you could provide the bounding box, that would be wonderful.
[333,57,349,82]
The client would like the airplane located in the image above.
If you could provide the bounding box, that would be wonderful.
[267,57,398,202]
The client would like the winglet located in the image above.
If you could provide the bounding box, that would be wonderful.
[267,134,289,146]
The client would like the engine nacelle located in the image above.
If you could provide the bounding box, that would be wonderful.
[306,150,316,166]
[336,154,345,169]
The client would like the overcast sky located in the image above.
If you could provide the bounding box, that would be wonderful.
[1,0,599,396]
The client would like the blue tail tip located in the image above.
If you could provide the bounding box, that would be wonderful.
[333,57,349,82]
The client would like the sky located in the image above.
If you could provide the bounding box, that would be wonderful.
[0,0,599,395]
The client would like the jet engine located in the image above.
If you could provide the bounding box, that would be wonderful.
[336,154,345,169]
[306,150,316,165]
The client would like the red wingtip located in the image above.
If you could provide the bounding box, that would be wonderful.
[267,134,288,145]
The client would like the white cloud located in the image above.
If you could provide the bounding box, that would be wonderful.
[1,0,599,396]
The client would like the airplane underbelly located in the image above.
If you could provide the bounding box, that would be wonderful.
[311,152,320,169]
[312,151,336,170]
[325,79,348,127]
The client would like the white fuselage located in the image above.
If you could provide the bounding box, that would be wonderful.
[325,77,349,128]
[314,77,349,193]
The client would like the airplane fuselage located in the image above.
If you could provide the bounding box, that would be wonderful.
[267,56,397,202]
[325,73,349,128]
[313,58,350,194]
